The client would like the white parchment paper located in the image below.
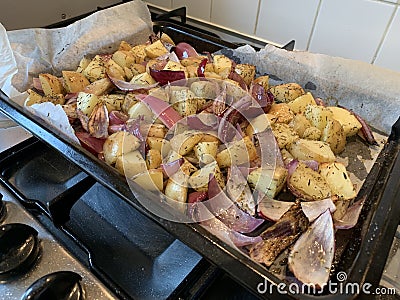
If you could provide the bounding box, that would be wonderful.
[0,0,153,142]
[219,45,400,135]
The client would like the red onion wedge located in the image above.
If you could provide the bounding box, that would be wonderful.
[32,77,43,91]
[338,105,378,145]
[258,197,336,222]
[109,110,129,126]
[108,75,159,92]
[334,196,365,229]
[75,131,106,155]
[149,69,186,86]
[288,209,335,288]
[190,201,262,248]
[206,175,264,233]
[173,42,199,59]
[197,58,208,77]
[160,158,185,178]
[136,94,182,129]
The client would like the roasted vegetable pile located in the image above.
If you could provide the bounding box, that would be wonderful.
[25,32,378,288]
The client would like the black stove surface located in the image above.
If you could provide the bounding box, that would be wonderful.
[0,137,259,299]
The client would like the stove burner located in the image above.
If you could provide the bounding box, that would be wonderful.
[0,223,40,281]
[0,193,6,223]
[21,271,85,300]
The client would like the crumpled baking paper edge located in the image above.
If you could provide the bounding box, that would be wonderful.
[219,45,400,135]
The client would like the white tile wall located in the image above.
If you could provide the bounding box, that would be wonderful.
[144,0,400,73]
[255,0,320,50]
[0,0,122,30]
[309,0,394,63]
[210,0,260,35]
[374,7,400,71]
[172,0,212,21]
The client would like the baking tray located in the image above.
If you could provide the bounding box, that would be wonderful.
[1,17,400,300]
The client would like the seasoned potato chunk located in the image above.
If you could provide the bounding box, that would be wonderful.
[329,106,362,137]
[62,71,90,93]
[288,139,336,163]
[247,166,288,198]
[216,136,257,168]
[39,73,65,96]
[288,162,331,201]
[319,162,356,200]
[269,83,305,103]
[321,118,346,154]
[304,104,334,132]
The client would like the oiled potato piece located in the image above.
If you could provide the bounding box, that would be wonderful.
[268,103,294,124]
[319,162,356,200]
[212,54,233,78]
[234,64,256,86]
[304,104,334,132]
[170,130,203,156]
[194,141,219,165]
[328,106,362,137]
[271,123,299,149]
[216,136,257,168]
[288,139,335,163]
[144,40,168,59]
[132,169,164,191]
[247,166,288,198]
[103,131,141,165]
[83,55,107,82]
[188,161,224,191]
[321,118,346,154]
[269,83,305,103]
[39,73,65,96]
[288,162,331,201]
[287,92,316,114]
[62,71,90,93]
[76,92,102,116]
[115,150,146,178]
[164,172,188,213]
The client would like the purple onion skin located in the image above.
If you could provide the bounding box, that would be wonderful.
[338,105,378,145]
[207,175,264,233]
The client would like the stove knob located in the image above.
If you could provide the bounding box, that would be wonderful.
[0,193,6,223]
[0,223,40,281]
[21,271,85,300]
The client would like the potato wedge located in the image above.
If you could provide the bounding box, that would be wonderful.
[212,54,233,78]
[216,136,257,168]
[130,44,147,63]
[144,40,168,59]
[287,92,316,114]
[271,123,299,149]
[247,166,287,198]
[115,150,147,178]
[103,131,141,165]
[234,64,256,86]
[288,162,331,201]
[321,118,346,154]
[269,83,305,103]
[62,71,90,93]
[76,92,102,116]
[246,113,275,137]
[328,106,362,137]
[288,139,336,163]
[188,161,224,191]
[304,104,334,132]
[132,169,164,191]
[319,162,356,200]
[82,55,107,82]
[194,141,219,166]
[170,130,203,156]
[268,103,294,124]
[146,149,162,169]
[164,172,188,213]
[112,50,135,68]
[39,73,65,96]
